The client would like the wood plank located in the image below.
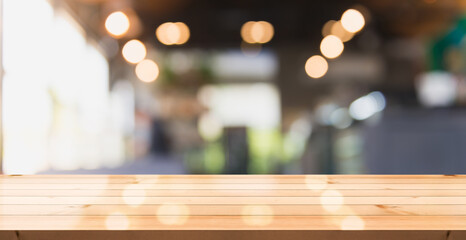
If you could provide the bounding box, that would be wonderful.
[1,196,466,205]
[1,175,465,230]
[2,189,465,197]
[1,175,465,184]
[2,183,466,190]
[0,215,465,230]
[0,231,17,240]
[0,204,465,216]
[4,174,465,178]
[13,230,452,240]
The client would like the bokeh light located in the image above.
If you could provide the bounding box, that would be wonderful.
[105,11,130,38]
[122,39,146,64]
[329,108,353,129]
[322,20,337,37]
[241,21,255,43]
[135,59,159,83]
[241,205,274,226]
[158,23,179,45]
[315,103,339,125]
[340,216,365,230]
[349,91,386,120]
[198,113,223,141]
[416,71,457,107]
[175,22,190,44]
[105,212,129,230]
[157,204,190,225]
[305,55,328,79]
[304,175,328,190]
[320,35,344,59]
[320,190,344,212]
[122,184,146,207]
[156,22,190,45]
[330,21,354,42]
[341,9,365,33]
[241,21,274,44]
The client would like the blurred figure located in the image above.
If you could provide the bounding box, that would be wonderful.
[149,118,172,156]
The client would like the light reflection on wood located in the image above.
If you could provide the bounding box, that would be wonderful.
[0,175,465,230]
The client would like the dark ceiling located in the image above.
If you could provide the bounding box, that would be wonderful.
[64,0,466,49]
[56,0,466,109]
[133,0,352,48]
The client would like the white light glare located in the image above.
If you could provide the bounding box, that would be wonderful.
[349,91,385,120]
[416,71,457,107]
[315,103,339,125]
[330,108,353,129]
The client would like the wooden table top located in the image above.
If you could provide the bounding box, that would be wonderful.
[0,175,466,230]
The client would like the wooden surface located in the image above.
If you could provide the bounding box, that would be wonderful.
[2,230,465,240]
[0,175,465,230]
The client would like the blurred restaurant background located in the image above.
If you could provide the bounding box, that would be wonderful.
[1,0,466,174]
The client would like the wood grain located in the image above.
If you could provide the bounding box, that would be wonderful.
[0,175,465,230]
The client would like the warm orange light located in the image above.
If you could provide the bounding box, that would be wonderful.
[176,22,190,44]
[305,55,328,79]
[320,35,344,59]
[322,20,337,37]
[254,21,274,43]
[340,216,365,230]
[241,205,274,226]
[156,22,178,45]
[320,190,344,212]
[156,22,190,45]
[157,204,190,225]
[105,213,129,230]
[135,59,159,83]
[122,185,146,207]
[241,21,255,43]
[105,11,130,38]
[241,21,274,44]
[330,21,354,42]
[341,9,365,33]
[122,39,146,64]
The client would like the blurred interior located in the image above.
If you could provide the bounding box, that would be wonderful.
[1,0,466,174]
